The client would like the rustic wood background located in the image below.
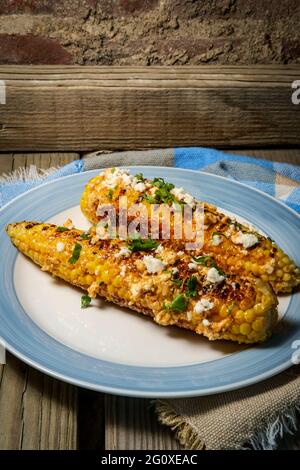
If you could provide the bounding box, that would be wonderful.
[1,150,300,450]
[0,65,300,449]
[0,66,299,151]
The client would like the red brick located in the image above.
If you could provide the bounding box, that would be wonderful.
[0,35,73,64]
[171,0,300,19]
[89,0,160,17]
[0,0,159,17]
[0,0,56,15]
[282,39,300,62]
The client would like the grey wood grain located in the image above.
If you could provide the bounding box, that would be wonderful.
[0,153,79,450]
[105,396,181,450]
[1,149,300,451]
[0,66,299,151]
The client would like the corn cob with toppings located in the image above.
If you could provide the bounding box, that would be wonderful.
[7,221,278,344]
[81,168,300,294]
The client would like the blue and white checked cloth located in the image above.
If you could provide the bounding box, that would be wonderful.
[1,147,300,213]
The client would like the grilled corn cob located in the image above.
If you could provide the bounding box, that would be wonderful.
[7,221,278,344]
[81,168,300,294]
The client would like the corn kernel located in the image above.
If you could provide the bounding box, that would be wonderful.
[252,317,265,332]
[253,303,264,314]
[235,310,245,323]
[231,324,240,335]
[244,309,255,323]
[240,323,251,335]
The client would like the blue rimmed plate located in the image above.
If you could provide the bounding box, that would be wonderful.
[0,166,299,397]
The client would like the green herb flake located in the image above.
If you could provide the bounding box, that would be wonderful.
[212,231,227,239]
[80,233,91,240]
[172,277,183,287]
[135,172,145,182]
[111,168,116,173]
[56,226,70,233]
[108,189,114,200]
[142,194,157,204]
[186,275,198,298]
[128,238,158,252]
[227,302,236,316]
[192,255,226,277]
[81,295,92,309]
[267,236,275,243]
[69,243,82,264]
[142,177,176,205]
[192,255,214,266]
[170,294,188,312]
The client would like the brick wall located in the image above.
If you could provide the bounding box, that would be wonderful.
[0,0,299,65]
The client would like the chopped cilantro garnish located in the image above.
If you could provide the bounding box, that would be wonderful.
[192,255,226,277]
[128,238,158,252]
[186,275,198,298]
[80,233,91,240]
[170,294,188,312]
[135,173,145,182]
[267,236,275,243]
[81,295,91,309]
[142,194,157,204]
[69,243,82,264]
[165,294,188,312]
[56,226,70,233]
[142,177,176,205]
[228,219,243,230]
[172,277,183,287]
[108,189,114,200]
[212,231,227,239]
[111,168,116,173]
[192,255,214,266]
[227,302,236,315]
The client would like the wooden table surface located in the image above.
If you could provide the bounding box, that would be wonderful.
[0,149,300,450]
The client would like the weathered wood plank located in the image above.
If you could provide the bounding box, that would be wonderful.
[0,153,79,450]
[0,66,299,151]
[105,396,181,450]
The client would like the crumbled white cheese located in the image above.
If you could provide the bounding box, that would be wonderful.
[131,284,142,297]
[120,265,126,277]
[155,244,164,254]
[143,256,164,274]
[121,173,133,186]
[183,193,195,206]
[264,260,275,274]
[194,299,214,314]
[143,282,153,292]
[211,234,222,246]
[186,311,193,321]
[170,187,195,206]
[133,181,146,192]
[206,267,225,284]
[171,267,179,275]
[115,246,132,258]
[56,242,65,253]
[232,231,258,249]
[177,251,184,257]
[143,255,166,274]
[202,319,211,327]
[188,262,198,271]
[102,168,133,189]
